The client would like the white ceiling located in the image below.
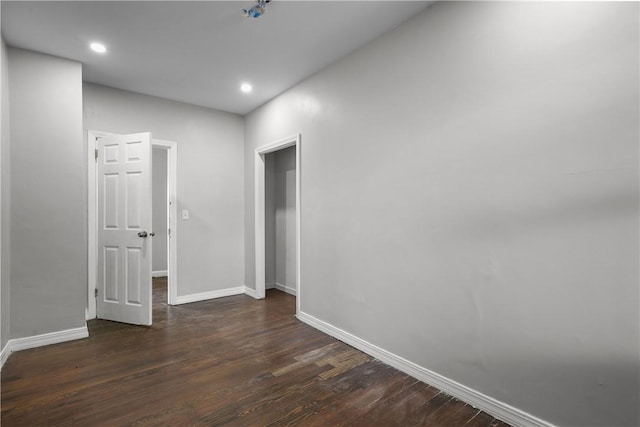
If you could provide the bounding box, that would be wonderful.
[1,1,432,115]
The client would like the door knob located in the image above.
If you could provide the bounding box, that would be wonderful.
[138,231,148,238]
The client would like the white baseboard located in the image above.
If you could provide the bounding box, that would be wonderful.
[266,282,297,296]
[0,340,11,369]
[152,270,168,278]
[174,286,245,305]
[0,325,89,370]
[10,326,89,352]
[273,282,297,296]
[244,286,260,299]
[296,311,555,427]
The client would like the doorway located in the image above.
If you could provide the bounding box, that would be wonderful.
[254,134,301,315]
[265,146,297,298]
[152,146,169,305]
[87,131,178,321]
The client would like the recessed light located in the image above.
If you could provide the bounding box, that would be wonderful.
[240,82,253,93]
[90,42,107,54]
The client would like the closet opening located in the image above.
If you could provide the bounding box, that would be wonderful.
[264,146,297,307]
[254,134,301,315]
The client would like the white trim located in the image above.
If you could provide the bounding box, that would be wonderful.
[295,140,301,314]
[0,341,11,369]
[152,139,179,306]
[88,131,179,319]
[174,286,245,305]
[244,286,259,299]
[152,270,168,278]
[255,134,301,315]
[296,311,555,427]
[87,130,107,320]
[254,149,265,299]
[1,326,89,369]
[274,282,297,296]
[10,326,89,352]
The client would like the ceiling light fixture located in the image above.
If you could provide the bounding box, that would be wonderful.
[242,0,270,19]
[240,83,253,93]
[89,42,107,54]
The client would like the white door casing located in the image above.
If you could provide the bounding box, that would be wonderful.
[152,139,179,305]
[97,132,153,325]
[254,134,301,315]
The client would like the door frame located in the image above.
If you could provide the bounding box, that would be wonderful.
[87,131,179,320]
[151,139,178,306]
[254,134,301,315]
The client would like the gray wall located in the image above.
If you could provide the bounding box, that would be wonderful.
[8,48,86,338]
[0,37,10,349]
[274,147,296,290]
[152,148,168,274]
[244,3,639,426]
[84,83,244,297]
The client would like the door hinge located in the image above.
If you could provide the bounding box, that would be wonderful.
[94,288,98,298]
[168,228,171,237]
[95,148,99,160]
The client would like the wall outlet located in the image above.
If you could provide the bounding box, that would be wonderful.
[182,209,190,220]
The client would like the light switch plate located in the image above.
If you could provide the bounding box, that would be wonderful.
[182,209,190,220]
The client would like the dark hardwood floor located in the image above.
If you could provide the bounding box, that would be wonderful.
[1,278,511,426]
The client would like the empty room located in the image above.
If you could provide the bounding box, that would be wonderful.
[0,1,638,426]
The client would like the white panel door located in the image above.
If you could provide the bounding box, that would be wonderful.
[97,132,153,325]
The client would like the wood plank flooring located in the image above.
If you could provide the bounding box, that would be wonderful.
[1,278,512,426]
